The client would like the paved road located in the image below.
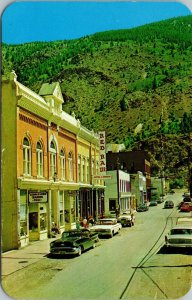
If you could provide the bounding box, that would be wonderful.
[2,191,192,300]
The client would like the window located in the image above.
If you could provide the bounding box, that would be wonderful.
[23,137,31,176]
[59,191,64,225]
[36,142,43,177]
[82,157,86,182]
[60,149,66,180]
[87,158,90,183]
[20,190,27,236]
[68,152,73,181]
[50,140,57,178]
[78,155,81,182]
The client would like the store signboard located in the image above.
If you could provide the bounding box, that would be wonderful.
[99,131,106,175]
[28,191,48,203]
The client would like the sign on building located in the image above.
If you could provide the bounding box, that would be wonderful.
[28,191,48,203]
[99,131,106,175]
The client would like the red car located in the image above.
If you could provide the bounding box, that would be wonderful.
[180,202,192,212]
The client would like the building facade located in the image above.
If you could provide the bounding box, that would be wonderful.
[2,72,105,251]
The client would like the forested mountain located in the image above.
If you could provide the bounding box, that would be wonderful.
[2,15,192,183]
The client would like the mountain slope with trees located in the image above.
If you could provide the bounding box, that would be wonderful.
[2,15,192,183]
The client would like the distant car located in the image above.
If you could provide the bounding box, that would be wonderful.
[90,218,122,238]
[149,200,158,206]
[164,200,174,209]
[165,224,192,248]
[136,203,149,212]
[169,190,175,194]
[183,196,192,203]
[117,211,135,227]
[180,202,192,212]
[157,197,164,204]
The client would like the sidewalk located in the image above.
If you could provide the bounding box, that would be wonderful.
[1,236,59,277]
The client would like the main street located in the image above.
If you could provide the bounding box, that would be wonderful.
[2,191,192,300]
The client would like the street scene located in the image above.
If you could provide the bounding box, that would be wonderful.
[1,2,192,300]
[1,190,192,299]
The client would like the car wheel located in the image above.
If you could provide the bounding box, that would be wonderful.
[110,232,114,238]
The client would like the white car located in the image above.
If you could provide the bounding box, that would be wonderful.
[117,211,135,227]
[90,218,122,238]
[165,224,192,248]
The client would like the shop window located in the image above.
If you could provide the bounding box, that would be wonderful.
[20,190,27,236]
[23,137,31,176]
[68,151,73,181]
[40,213,47,231]
[29,212,38,232]
[36,141,44,177]
[50,140,57,178]
[59,191,64,225]
[60,149,66,180]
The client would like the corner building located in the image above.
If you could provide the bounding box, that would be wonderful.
[2,72,105,251]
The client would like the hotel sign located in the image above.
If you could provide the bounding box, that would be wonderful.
[99,131,106,175]
[28,191,48,203]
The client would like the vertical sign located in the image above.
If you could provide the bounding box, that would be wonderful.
[99,131,106,175]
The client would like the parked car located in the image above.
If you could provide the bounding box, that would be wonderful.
[157,197,164,204]
[90,218,122,238]
[61,228,99,242]
[165,224,192,248]
[177,217,192,225]
[117,211,135,227]
[183,196,192,203]
[149,200,158,206]
[180,202,192,212]
[50,237,95,256]
[164,200,174,209]
[136,203,149,212]
[50,229,99,256]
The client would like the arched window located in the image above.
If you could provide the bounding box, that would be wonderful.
[68,152,73,181]
[50,140,57,178]
[36,142,44,177]
[23,137,31,176]
[60,149,66,180]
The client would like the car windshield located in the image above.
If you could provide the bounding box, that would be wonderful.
[170,229,192,235]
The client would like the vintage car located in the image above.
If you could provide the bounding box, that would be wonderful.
[149,200,158,206]
[165,224,192,248]
[164,200,174,209]
[50,229,99,256]
[136,203,149,212]
[117,211,135,227]
[180,202,192,212]
[90,218,122,238]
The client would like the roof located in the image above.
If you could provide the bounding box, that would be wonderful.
[39,82,58,96]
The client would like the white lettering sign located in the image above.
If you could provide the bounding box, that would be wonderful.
[99,131,106,175]
[29,191,48,203]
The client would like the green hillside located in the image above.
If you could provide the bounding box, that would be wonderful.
[2,15,192,183]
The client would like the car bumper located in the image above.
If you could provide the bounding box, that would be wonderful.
[50,248,80,255]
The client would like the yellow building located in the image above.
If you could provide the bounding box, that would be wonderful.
[2,72,105,251]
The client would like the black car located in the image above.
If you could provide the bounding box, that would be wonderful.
[136,204,149,212]
[50,229,99,257]
[149,200,158,206]
[50,237,95,256]
[164,200,174,209]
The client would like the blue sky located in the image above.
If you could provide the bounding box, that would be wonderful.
[2,1,191,44]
